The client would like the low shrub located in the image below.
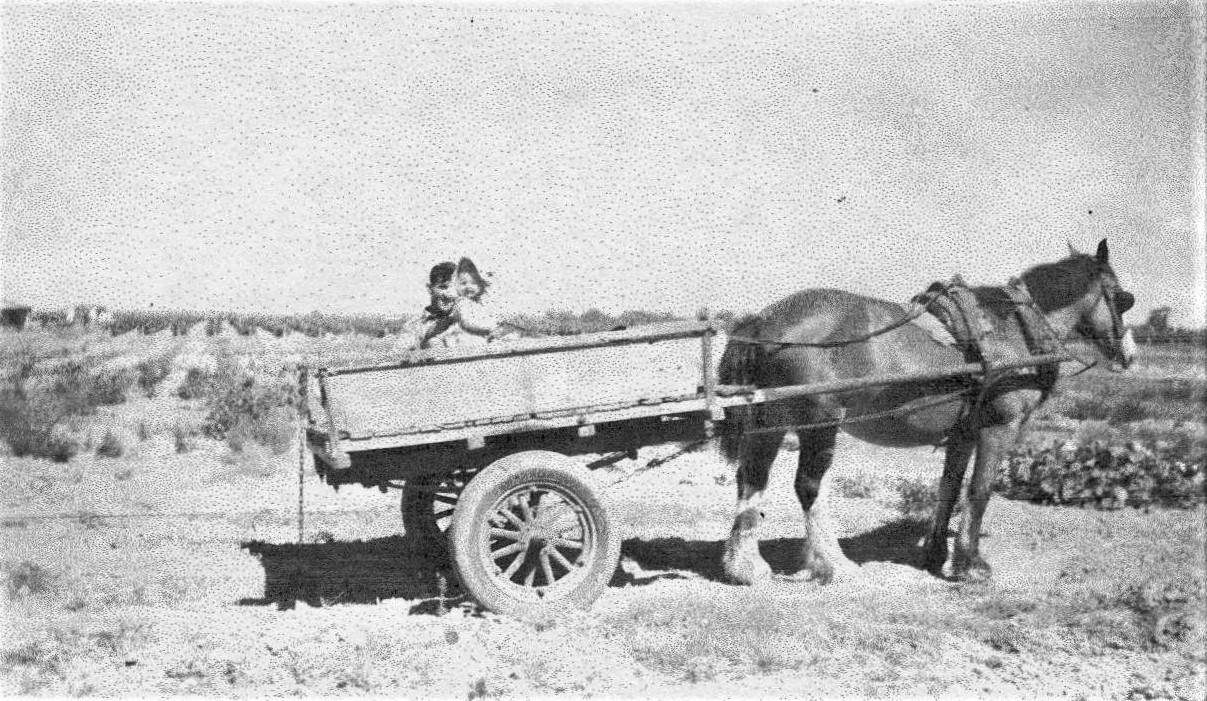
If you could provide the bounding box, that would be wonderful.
[84,366,137,406]
[177,367,219,400]
[135,348,177,397]
[896,478,961,521]
[996,441,1205,509]
[4,561,56,599]
[0,387,80,462]
[173,422,198,454]
[96,428,125,458]
[204,376,297,454]
[833,471,882,499]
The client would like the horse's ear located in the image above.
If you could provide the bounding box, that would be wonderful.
[1066,240,1080,256]
[1095,239,1109,264]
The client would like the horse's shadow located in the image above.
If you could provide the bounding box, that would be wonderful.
[240,519,932,612]
[619,518,931,580]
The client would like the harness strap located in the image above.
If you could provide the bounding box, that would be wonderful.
[916,275,989,363]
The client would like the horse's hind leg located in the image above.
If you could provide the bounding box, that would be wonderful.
[721,430,783,585]
[793,426,853,584]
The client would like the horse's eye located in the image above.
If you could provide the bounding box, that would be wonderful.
[1115,291,1135,313]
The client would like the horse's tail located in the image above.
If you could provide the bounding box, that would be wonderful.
[716,315,768,464]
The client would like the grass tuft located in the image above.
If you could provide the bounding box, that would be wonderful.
[3,560,56,599]
[96,428,125,458]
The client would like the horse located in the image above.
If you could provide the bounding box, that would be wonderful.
[716,239,1136,584]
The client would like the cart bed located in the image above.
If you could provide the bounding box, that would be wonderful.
[304,321,741,470]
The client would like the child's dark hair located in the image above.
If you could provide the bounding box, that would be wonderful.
[429,262,456,286]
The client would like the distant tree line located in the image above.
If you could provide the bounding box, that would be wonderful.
[1130,307,1206,345]
[3,307,710,338]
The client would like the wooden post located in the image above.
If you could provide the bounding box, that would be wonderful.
[699,310,724,434]
[297,420,306,544]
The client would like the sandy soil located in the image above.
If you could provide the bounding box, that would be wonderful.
[1,332,1204,698]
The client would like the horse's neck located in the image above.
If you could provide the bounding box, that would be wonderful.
[1039,306,1081,340]
[1024,285,1091,341]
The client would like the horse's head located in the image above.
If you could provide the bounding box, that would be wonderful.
[1026,239,1136,371]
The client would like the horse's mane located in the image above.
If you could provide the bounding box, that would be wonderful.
[1017,254,1103,312]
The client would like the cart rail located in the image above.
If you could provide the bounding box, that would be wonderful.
[303,321,1074,471]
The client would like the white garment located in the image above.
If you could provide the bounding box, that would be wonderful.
[419,298,499,349]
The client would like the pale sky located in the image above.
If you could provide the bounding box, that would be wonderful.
[2,1,1204,326]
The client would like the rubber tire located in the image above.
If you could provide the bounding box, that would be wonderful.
[448,451,621,619]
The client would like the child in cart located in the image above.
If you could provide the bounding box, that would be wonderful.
[417,257,514,349]
[416,261,457,349]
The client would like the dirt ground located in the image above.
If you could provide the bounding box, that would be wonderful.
[1,331,1205,698]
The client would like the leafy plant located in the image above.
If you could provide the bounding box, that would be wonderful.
[996,440,1205,509]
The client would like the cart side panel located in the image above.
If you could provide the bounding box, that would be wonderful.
[323,336,706,439]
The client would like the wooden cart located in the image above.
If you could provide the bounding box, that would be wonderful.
[302,320,1070,616]
[303,321,747,616]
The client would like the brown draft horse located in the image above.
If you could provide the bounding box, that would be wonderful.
[717,239,1136,584]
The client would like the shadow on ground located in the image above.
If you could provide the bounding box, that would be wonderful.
[241,519,935,612]
[240,536,464,613]
[619,517,932,581]
[839,517,931,568]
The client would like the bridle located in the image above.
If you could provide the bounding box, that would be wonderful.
[1081,276,1134,361]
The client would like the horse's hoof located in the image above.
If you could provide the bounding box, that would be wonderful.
[722,555,772,586]
[952,556,992,583]
[790,558,859,585]
[922,553,947,578]
[920,537,948,576]
[785,566,831,585]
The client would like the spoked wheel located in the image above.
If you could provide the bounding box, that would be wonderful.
[449,451,620,618]
[401,467,478,547]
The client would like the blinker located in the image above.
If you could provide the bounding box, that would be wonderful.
[1114,291,1135,313]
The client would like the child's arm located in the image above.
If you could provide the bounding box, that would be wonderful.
[419,314,455,344]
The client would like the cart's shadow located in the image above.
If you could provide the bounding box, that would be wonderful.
[240,536,466,614]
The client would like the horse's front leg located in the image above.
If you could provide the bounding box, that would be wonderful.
[923,437,975,577]
[721,431,782,585]
[952,422,1019,582]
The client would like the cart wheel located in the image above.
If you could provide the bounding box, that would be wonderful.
[449,451,621,618]
[401,467,477,547]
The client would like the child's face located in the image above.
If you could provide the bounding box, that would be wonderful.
[456,273,482,300]
[428,279,456,308]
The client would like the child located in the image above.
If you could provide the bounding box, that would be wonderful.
[416,261,457,349]
[448,257,502,345]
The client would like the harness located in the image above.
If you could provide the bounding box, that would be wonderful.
[919,276,1067,428]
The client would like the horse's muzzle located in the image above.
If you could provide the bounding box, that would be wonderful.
[1116,327,1137,370]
